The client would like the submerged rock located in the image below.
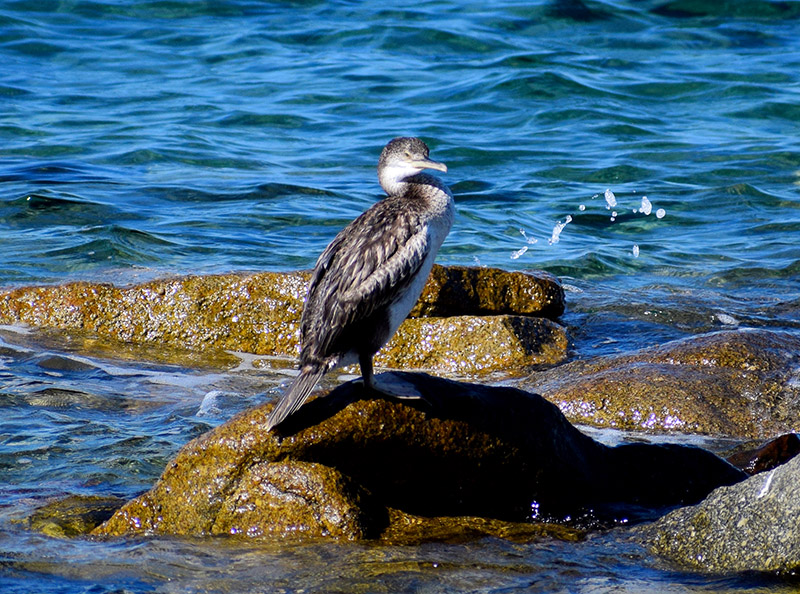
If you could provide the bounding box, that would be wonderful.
[642,452,800,574]
[520,329,800,439]
[25,495,124,538]
[94,373,744,542]
[0,265,567,375]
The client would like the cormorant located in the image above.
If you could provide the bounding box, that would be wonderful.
[266,137,454,430]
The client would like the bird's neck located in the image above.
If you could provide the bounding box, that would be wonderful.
[379,169,450,199]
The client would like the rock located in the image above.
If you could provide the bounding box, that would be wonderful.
[379,509,584,545]
[411,266,564,319]
[376,314,567,374]
[94,373,744,542]
[725,433,800,475]
[519,329,800,438]
[25,495,124,538]
[642,453,800,574]
[213,461,388,539]
[0,265,567,375]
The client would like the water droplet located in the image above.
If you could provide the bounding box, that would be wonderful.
[604,188,617,209]
[510,246,528,259]
[549,215,572,245]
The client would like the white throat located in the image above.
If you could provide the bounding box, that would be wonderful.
[378,163,426,196]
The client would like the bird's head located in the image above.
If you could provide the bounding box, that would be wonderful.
[378,137,447,194]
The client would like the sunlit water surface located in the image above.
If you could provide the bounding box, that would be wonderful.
[2,0,800,591]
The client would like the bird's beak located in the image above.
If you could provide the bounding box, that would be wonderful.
[413,158,447,173]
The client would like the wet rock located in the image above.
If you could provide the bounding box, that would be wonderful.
[411,266,564,319]
[0,265,567,375]
[380,508,584,545]
[26,495,124,538]
[94,373,744,542]
[642,453,800,574]
[725,433,800,475]
[519,329,800,438]
[377,314,567,374]
[212,461,388,539]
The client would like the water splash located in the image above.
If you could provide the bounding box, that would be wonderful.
[511,228,537,259]
[604,189,617,209]
[549,215,572,245]
[510,246,528,260]
[519,228,538,245]
[511,189,667,260]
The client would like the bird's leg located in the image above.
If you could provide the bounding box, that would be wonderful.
[359,353,377,391]
[358,353,425,401]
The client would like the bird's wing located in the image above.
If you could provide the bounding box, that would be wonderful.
[302,200,428,359]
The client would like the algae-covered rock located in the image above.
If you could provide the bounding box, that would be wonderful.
[520,329,800,438]
[379,508,584,545]
[377,314,567,374]
[411,266,564,319]
[0,265,567,375]
[94,372,744,542]
[26,495,124,538]
[212,461,387,539]
[641,453,800,574]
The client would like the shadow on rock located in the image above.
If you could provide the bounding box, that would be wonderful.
[94,372,746,542]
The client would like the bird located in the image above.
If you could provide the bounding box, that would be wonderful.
[266,137,454,430]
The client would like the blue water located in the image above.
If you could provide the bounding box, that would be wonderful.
[2,0,800,592]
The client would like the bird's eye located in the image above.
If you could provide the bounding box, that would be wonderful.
[404,151,412,158]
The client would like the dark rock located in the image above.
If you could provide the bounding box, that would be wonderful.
[642,453,800,574]
[725,433,800,475]
[94,373,744,542]
[379,509,584,544]
[520,329,800,438]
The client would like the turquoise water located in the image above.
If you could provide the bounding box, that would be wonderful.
[2,0,800,592]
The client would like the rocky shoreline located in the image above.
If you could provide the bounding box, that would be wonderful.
[5,265,799,574]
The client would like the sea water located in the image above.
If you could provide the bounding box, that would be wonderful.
[2,0,800,592]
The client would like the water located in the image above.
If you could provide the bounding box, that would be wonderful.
[2,0,800,591]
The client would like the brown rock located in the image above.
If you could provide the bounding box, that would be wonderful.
[411,265,564,319]
[26,495,124,538]
[519,329,800,438]
[94,372,744,542]
[725,433,800,475]
[212,461,387,539]
[0,265,567,375]
[377,314,567,374]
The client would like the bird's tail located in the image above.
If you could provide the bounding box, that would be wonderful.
[266,364,326,430]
